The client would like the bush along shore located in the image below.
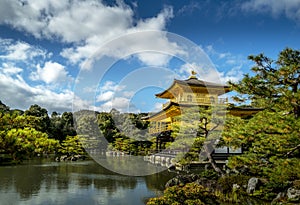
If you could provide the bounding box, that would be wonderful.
[146,172,300,205]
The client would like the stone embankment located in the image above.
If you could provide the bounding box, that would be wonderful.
[55,154,85,162]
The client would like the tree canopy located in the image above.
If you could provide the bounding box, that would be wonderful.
[0,103,81,163]
[148,48,300,204]
[230,48,300,118]
[171,106,226,175]
[223,48,300,198]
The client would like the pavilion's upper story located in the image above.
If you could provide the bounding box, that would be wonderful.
[144,72,262,135]
[155,73,230,108]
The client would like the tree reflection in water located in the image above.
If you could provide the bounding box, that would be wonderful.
[0,160,175,205]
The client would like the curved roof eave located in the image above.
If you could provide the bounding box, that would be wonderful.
[155,78,231,98]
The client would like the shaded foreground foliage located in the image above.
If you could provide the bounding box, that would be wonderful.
[169,105,226,176]
[223,48,300,201]
[147,183,219,205]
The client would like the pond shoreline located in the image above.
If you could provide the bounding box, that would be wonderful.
[0,159,176,205]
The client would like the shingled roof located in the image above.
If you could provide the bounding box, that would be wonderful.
[155,76,231,98]
[174,77,230,88]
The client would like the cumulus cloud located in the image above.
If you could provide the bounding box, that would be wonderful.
[94,80,139,112]
[177,50,245,84]
[0,1,193,113]
[153,102,163,112]
[0,61,97,113]
[0,69,78,113]
[1,63,23,75]
[241,0,300,22]
[202,45,249,83]
[219,65,244,83]
[99,97,131,112]
[178,62,224,83]
[0,37,80,112]
[60,7,179,68]
[0,39,47,61]
[0,0,179,67]
[122,91,135,98]
[100,81,126,93]
[0,0,132,42]
[30,61,71,84]
[0,37,73,112]
[96,91,114,102]
[136,52,172,67]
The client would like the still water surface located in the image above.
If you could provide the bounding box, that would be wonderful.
[0,160,176,205]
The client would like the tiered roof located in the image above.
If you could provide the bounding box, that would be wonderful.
[155,75,230,99]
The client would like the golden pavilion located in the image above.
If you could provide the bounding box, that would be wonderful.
[143,71,261,155]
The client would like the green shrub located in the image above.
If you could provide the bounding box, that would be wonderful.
[146,183,218,205]
[218,175,250,194]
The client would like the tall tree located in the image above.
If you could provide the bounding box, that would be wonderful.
[0,127,59,161]
[97,112,120,143]
[24,104,50,133]
[61,112,76,138]
[74,110,109,153]
[58,135,85,156]
[223,48,300,195]
[230,48,300,118]
[48,112,76,141]
[0,100,10,112]
[171,106,226,176]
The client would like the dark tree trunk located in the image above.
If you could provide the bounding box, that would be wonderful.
[203,143,225,177]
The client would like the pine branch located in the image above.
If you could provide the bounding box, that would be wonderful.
[210,123,220,132]
[285,143,300,157]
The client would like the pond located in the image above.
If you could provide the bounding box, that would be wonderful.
[0,159,176,205]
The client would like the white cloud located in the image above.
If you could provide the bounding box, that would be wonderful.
[99,97,131,112]
[0,0,46,37]
[0,1,179,67]
[100,81,125,92]
[0,0,130,42]
[96,91,114,102]
[241,0,300,22]
[94,80,141,112]
[218,65,244,83]
[177,62,198,79]
[83,84,98,93]
[61,7,179,68]
[0,58,94,113]
[136,52,172,67]
[134,6,173,30]
[177,62,224,83]
[0,70,78,113]
[1,63,23,75]
[178,58,244,84]
[0,39,46,61]
[0,37,79,112]
[30,61,70,84]
[205,45,231,60]
[0,38,79,112]
[201,45,249,83]
[153,102,163,112]
[123,91,135,98]
[46,1,133,43]
[177,2,201,15]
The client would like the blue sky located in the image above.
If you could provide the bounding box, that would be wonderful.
[0,0,300,114]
